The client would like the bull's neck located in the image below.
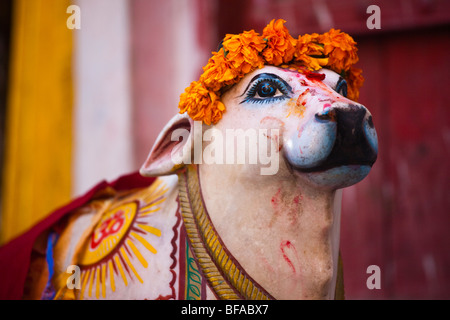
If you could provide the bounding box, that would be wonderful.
[179,164,343,300]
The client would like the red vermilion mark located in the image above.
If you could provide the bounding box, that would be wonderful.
[297,125,303,138]
[260,116,285,127]
[271,188,282,209]
[269,188,282,228]
[295,93,304,108]
[305,70,326,81]
[270,189,302,227]
[280,240,296,273]
[295,88,310,108]
[260,256,276,274]
[298,88,310,99]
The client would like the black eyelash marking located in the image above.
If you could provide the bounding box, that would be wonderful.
[335,77,348,97]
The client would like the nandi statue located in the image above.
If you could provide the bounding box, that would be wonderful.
[0,19,377,300]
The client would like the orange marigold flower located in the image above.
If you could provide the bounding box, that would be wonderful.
[262,19,296,66]
[295,33,323,57]
[319,28,358,72]
[179,81,225,125]
[345,67,364,101]
[222,30,266,74]
[320,28,356,55]
[328,47,359,72]
[200,50,240,92]
[299,55,329,71]
[294,34,328,70]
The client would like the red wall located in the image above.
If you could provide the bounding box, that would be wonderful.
[341,27,450,299]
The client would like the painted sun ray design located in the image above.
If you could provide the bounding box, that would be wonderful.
[139,196,167,215]
[77,180,167,299]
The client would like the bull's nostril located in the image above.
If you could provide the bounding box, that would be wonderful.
[367,116,374,128]
[315,109,336,122]
[315,113,329,121]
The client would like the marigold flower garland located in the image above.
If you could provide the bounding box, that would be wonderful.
[179,19,364,125]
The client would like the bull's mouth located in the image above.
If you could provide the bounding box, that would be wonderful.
[292,110,378,173]
[299,161,375,173]
[286,132,377,189]
[298,141,377,173]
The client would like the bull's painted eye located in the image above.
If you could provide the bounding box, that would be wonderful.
[257,82,277,97]
[241,73,292,104]
[335,78,348,97]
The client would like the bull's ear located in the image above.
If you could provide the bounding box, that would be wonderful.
[140,113,194,177]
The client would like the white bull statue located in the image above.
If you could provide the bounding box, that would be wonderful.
[6,20,378,300]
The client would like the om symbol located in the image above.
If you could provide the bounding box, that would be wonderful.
[90,210,125,249]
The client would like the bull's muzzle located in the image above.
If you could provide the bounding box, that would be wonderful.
[284,104,378,173]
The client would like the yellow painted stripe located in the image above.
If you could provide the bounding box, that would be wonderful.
[127,239,148,268]
[140,198,166,211]
[137,224,161,237]
[80,269,90,300]
[101,264,106,298]
[130,231,157,254]
[120,247,143,284]
[1,0,73,244]
[146,179,162,193]
[88,268,94,298]
[95,267,100,299]
[139,180,162,203]
[114,255,128,287]
[108,260,116,292]
[139,207,161,216]
[144,186,168,202]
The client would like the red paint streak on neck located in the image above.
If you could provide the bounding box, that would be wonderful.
[280,240,296,273]
[271,188,282,208]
